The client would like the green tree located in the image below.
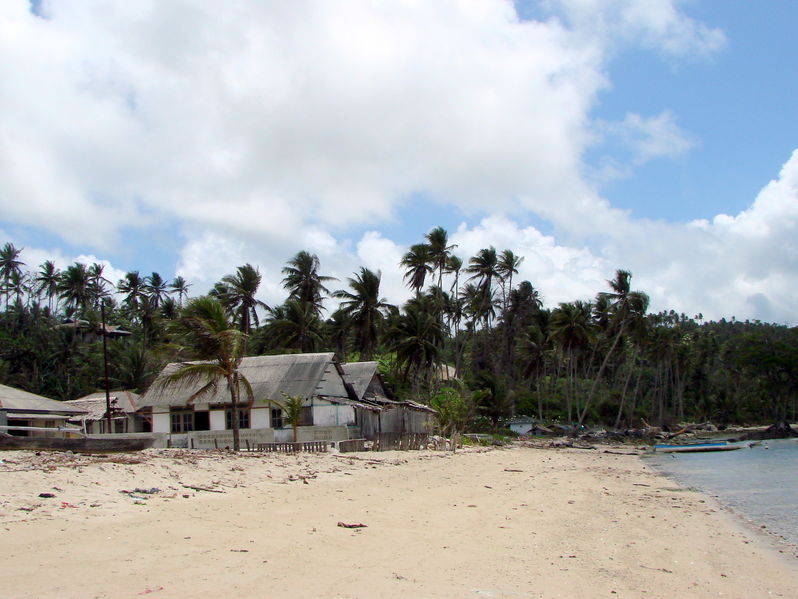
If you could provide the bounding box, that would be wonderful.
[160,296,253,451]
[281,251,335,317]
[332,267,392,360]
[400,243,433,296]
[215,264,269,334]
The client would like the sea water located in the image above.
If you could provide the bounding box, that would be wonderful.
[649,438,798,546]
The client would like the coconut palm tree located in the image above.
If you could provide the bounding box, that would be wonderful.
[160,296,253,451]
[425,227,456,291]
[497,249,524,313]
[35,260,61,313]
[550,301,593,422]
[58,263,93,315]
[281,251,335,317]
[333,267,393,360]
[145,272,169,310]
[465,247,501,328]
[117,271,148,320]
[169,276,191,307]
[0,242,24,310]
[215,264,269,335]
[265,298,324,352]
[388,295,444,391]
[400,243,433,296]
[577,269,649,429]
[87,263,113,309]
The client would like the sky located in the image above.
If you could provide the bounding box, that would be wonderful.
[1,0,797,323]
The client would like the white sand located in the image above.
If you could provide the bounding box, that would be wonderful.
[1,445,797,598]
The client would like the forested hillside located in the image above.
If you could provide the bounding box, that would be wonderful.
[1,233,795,429]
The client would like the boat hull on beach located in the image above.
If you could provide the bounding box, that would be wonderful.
[653,441,749,453]
[0,432,154,453]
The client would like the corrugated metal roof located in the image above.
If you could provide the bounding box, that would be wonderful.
[0,384,87,415]
[138,353,352,408]
[65,391,140,420]
[340,361,378,400]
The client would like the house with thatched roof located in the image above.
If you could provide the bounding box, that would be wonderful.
[340,362,435,440]
[138,353,368,449]
[65,391,150,434]
[0,384,86,437]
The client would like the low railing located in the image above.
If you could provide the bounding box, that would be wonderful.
[374,432,429,451]
[256,441,329,453]
[338,439,366,453]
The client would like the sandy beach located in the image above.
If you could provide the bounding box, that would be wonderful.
[1,444,797,599]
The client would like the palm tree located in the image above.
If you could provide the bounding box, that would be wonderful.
[35,260,61,313]
[58,263,93,315]
[169,276,191,307]
[577,269,649,429]
[399,243,433,296]
[160,296,253,451]
[465,247,501,328]
[87,263,112,308]
[333,267,393,360]
[145,272,169,309]
[550,301,593,422]
[497,249,524,313]
[281,251,335,317]
[266,299,324,352]
[388,295,444,391]
[425,227,456,291]
[117,271,148,320]
[216,264,269,335]
[0,242,24,310]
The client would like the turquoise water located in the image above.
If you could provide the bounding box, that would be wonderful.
[650,438,798,546]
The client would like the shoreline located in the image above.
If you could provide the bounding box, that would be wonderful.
[2,445,798,598]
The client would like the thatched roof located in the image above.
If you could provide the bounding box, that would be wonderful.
[64,391,141,422]
[0,384,87,416]
[138,353,353,408]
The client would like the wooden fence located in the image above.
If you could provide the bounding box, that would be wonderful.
[374,432,429,451]
[338,439,366,453]
[256,441,328,453]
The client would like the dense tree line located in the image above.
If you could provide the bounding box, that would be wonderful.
[1,235,796,429]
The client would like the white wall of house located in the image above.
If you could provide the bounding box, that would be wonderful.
[312,403,355,427]
[252,405,269,429]
[152,411,170,433]
[210,410,225,431]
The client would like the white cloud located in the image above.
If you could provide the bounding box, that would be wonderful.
[6,1,797,325]
[542,0,726,58]
[598,110,696,166]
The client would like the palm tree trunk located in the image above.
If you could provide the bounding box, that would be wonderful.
[229,374,241,451]
[577,320,626,431]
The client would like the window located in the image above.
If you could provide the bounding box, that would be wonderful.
[271,408,284,429]
[225,408,250,430]
[170,410,194,433]
[299,406,313,426]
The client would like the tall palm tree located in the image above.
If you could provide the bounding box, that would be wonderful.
[58,263,93,315]
[117,271,148,320]
[0,242,24,310]
[160,296,253,451]
[577,269,649,429]
[550,301,593,422]
[215,264,269,335]
[169,276,191,307]
[333,267,393,360]
[465,247,500,328]
[425,227,456,291]
[281,251,335,317]
[86,263,113,309]
[35,260,61,313]
[400,243,433,296]
[388,295,444,391]
[265,298,324,352]
[145,272,169,310]
[497,249,524,313]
